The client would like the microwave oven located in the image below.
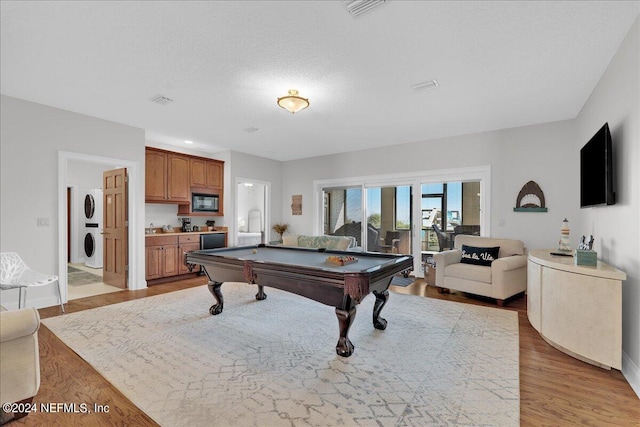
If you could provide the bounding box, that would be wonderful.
[192,193,219,213]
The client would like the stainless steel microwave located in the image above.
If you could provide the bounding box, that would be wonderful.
[192,193,219,212]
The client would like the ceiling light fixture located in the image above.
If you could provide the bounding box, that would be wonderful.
[277,89,309,114]
[184,140,194,144]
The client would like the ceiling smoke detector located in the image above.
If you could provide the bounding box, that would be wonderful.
[150,95,173,105]
[345,0,385,17]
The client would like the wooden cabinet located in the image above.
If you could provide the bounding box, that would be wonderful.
[146,233,227,282]
[190,158,223,190]
[527,249,626,370]
[167,153,190,201]
[145,236,180,280]
[145,148,190,203]
[145,149,168,201]
[178,234,200,275]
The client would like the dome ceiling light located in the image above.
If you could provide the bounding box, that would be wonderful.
[277,89,309,114]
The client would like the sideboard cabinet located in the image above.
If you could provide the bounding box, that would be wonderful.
[527,249,626,369]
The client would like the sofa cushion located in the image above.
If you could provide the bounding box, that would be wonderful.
[298,235,352,250]
[454,235,525,257]
[460,245,500,266]
[282,235,299,246]
[445,263,492,284]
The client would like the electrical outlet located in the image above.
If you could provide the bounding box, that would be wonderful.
[37,218,50,227]
[498,219,506,227]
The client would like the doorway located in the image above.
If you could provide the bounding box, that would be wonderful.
[58,151,142,304]
[235,178,269,246]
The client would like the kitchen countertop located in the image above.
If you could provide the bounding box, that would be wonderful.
[145,229,227,237]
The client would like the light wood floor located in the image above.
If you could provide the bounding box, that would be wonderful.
[14,277,640,426]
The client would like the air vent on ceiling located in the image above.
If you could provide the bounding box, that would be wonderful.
[150,95,173,105]
[243,127,261,133]
[411,80,439,90]
[345,0,385,17]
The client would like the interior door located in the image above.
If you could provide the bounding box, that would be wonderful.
[103,168,128,288]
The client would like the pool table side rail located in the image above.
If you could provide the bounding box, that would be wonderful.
[186,246,413,304]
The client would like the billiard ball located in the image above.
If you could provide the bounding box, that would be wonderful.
[252,249,257,254]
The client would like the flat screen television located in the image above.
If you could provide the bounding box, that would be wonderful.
[580,122,615,208]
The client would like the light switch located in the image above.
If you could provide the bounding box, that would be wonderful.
[37,218,50,226]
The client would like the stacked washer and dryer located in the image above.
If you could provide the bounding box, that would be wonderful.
[83,189,103,269]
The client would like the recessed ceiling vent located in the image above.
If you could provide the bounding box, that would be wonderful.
[345,0,385,17]
[150,95,173,105]
[411,80,439,90]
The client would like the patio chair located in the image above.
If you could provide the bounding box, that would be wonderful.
[432,224,453,252]
[0,252,64,312]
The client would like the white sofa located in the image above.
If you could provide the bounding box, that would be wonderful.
[281,234,356,251]
[0,306,41,424]
[433,235,527,306]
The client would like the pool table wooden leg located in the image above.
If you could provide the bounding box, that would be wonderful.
[255,285,267,301]
[372,290,389,330]
[207,281,224,315]
[335,307,356,357]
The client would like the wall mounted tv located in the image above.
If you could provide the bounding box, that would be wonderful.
[580,122,616,208]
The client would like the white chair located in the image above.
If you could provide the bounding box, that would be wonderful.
[0,252,64,312]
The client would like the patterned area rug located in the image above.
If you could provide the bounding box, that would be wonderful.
[43,284,519,426]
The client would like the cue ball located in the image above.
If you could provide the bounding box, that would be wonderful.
[252,249,257,254]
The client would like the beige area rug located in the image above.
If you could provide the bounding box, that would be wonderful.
[43,284,520,426]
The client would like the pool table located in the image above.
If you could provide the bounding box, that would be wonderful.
[186,244,413,357]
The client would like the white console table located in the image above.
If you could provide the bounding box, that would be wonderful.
[527,249,626,369]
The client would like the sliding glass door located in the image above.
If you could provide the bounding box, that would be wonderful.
[316,165,490,277]
[323,185,413,254]
[421,181,481,256]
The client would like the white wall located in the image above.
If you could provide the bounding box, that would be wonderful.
[0,95,146,308]
[282,119,577,251]
[279,17,640,396]
[574,16,639,396]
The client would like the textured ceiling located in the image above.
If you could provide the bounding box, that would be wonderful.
[1,1,638,161]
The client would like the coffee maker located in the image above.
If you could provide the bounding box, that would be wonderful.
[181,217,192,232]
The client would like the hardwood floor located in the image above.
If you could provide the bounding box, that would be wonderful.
[11,277,640,426]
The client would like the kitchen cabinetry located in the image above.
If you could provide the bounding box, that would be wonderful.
[145,236,180,280]
[178,234,200,275]
[145,232,227,283]
[190,157,223,190]
[145,148,190,203]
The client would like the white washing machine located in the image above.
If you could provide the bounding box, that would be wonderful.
[84,189,103,268]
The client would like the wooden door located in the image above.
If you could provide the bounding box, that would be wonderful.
[103,168,128,288]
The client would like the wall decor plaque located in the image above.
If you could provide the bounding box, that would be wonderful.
[291,195,302,215]
[514,180,548,212]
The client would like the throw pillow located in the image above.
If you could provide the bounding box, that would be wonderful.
[460,245,500,266]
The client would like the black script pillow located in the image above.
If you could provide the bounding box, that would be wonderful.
[460,245,500,266]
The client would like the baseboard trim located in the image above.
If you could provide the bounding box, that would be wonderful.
[622,350,640,399]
